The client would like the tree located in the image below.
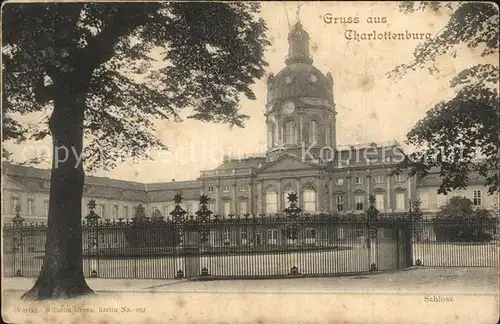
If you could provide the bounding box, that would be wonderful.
[388,2,499,195]
[2,2,269,300]
[432,197,496,242]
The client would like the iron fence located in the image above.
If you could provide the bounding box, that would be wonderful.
[3,194,499,279]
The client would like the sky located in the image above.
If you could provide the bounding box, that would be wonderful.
[5,2,495,183]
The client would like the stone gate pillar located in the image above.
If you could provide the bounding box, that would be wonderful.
[84,199,100,277]
[12,205,24,277]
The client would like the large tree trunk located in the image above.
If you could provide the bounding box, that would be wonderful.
[21,90,93,300]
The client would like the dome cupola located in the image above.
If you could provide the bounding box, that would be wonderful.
[267,22,334,104]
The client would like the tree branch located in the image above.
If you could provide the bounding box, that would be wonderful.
[34,77,56,105]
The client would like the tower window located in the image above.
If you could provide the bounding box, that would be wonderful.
[284,121,296,144]
[309,121,318,143]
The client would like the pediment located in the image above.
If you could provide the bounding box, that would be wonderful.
[259,155,320,173]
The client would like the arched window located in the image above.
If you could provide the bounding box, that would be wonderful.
[265,191,278,214]
[284,121,296,144]
[309,121,318,143]
[303,186,316,213]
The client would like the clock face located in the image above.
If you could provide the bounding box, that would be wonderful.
[282,101,295,115]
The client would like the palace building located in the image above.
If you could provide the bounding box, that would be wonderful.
[3,22,499,223]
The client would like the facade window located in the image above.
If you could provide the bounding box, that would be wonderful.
[395,174,404,182]
[239,200,248,215]
[11,196,19,214]
[267,229,278,244]
[121,206,128,219]
[336,196,344,212]
[418,192,429,210]
[305,228,316,239]
[44,200,49,217]
[132,206,138,216]
[223,201,231,216]
[113,205,119,218]
[396,192,405,210]
[265,191,278,214]
[354,176,363,185]
[473,190,482,206]
[187,204,194,215]
[374,175,384,184]
[375,194,384,211]
[284,121,296,144]
[355,195,364,211]
[100,204,106,218]
[437,194,449,208]
[208,203,216,212]
[223,227,230,242]
[239,184,246,192]
[309,121,318,143]
[207,186,214,193]
[28,198,34,216]
[241,228,248,241]
[303,188,316,213]
[335,178,344,186]
[223,185,229,192]
[163,205,170,219]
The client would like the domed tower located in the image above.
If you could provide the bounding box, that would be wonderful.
[265,22,336,162]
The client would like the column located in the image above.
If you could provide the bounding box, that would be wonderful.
[386,173,392,212]
[296,178,302,210]
[407,174,413,209]
[215,183,221,215]
[316,178,321,213]
[249,180,254,214]
[278,179,283,212]
[366,169,372,195]
[346,172,352,211]
[299,113,304,144]
[258,180,264,213]
[232,183,237,214]
[328,179,333,213]
[279,114,283,144]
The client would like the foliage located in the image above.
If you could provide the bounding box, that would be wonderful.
[432,197,496,242]
[2,2,270,171]
[389,2,499,194]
